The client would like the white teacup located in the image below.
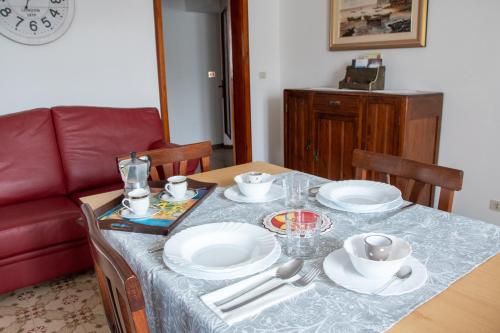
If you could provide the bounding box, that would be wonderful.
[245,172,263,184]
[122,188,150,216]
[165,176,188,199]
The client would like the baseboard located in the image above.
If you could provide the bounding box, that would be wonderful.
[212,144,233,150]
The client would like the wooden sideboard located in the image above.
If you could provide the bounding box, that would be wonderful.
[284,89,443,206]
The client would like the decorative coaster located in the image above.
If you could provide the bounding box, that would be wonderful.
[262,209,333,236]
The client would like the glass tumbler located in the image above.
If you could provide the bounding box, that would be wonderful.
[286,210,321,258]
[282,174,310,209]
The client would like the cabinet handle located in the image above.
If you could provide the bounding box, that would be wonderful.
[329,100,341,107]
[314,151,319,161]
[305,140,311,151]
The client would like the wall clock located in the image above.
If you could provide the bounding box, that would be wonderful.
[0,0,75,45]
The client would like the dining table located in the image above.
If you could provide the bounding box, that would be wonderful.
[80,161,500,333]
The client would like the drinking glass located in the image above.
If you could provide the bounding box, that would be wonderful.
[286,210,321,258]
[282,174,310,209]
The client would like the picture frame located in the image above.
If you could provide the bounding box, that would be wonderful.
[330,0,428,51]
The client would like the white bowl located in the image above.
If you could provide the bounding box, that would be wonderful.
[234,173,274,198]
[320,180,402,213]
[343,233,412,279]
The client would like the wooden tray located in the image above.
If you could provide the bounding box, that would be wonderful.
[95,179,216,235]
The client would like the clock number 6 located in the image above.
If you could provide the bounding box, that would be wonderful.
[0,7,11,17]
[42,17,51,28]
[29,20,37,32]
[50,0,63,3]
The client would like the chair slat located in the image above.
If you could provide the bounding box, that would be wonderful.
[179,160,188,176]
[352,149,463,212]
[163,163,174,178]
[150,167,160,182]
[201,156,210,172]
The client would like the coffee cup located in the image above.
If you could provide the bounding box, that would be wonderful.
[364,234,392,261]
[165,176,188,199]
[122,188,150,216]
[245,172,263,184]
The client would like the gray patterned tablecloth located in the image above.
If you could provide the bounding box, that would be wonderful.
[102,172,500,332]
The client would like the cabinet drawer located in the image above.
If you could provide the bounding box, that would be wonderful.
[313,94,361,112]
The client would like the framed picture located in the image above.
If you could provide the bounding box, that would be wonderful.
[330,0,428,51]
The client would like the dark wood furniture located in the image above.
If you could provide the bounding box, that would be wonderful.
[118,141,212,181]
[284,89,443,206]
[81,203,150,333]
[352,149,463,212]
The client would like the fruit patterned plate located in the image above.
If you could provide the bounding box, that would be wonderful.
[262,209,333,236]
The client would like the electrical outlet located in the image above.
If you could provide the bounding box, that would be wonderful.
[490,200,500,212]
[208,71,216,78]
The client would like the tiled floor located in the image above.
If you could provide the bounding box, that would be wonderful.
[211,147,234,170]
[0,271,109,333]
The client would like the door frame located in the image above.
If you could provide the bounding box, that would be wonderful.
[152,0,252,165]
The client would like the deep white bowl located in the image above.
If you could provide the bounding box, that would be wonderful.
[343,233,412,279]
[234,173,274,198]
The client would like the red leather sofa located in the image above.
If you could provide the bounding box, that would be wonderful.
[0,106,185,294]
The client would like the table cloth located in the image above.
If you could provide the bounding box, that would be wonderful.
[101,172,500,332]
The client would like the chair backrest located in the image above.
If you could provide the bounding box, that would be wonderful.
[81,203,150,333]
[352,149,464,212]
[118,141,212,181]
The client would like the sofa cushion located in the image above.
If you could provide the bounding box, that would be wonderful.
[0,196,85,260]
[70,183,123,205]
[51,106,164,193]
[0,109,67,206]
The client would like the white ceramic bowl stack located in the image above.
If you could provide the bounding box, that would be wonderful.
[317,180,403,213]
[163,222,281,280]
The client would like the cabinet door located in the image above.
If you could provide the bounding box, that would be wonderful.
[313,110,362,180]
[364,96,402,155]
[284,91,313,173]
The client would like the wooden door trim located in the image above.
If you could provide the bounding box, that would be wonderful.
[153,0,252,163]
[153,0,170,142]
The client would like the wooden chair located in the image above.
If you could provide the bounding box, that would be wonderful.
[81,203,150,333]
[118,141,212,181]
[352,149,464,212]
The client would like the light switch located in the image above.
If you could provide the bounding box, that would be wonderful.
[208,71,216,78]
[259,72,267,79]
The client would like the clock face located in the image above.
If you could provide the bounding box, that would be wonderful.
[0,0,74,45]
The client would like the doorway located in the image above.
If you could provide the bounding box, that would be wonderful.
[153,0,252,166]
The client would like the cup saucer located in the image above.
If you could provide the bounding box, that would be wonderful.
[323,248,427,296]
[121,207,160,220]
[160,189,197,203]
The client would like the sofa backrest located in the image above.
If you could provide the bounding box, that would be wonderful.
[51,106,164,193]
[0,109,67,206]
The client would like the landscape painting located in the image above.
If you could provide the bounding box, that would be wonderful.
[330,0,427,50]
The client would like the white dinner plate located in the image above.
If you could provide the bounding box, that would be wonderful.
[319,181,402,213]
[323,248,427,296]
[224,184,285,203]
[160,189,198,203]
[164,240,281,280]
[121,208,160,220]
[317,192,403,214]
[163,222,279,277]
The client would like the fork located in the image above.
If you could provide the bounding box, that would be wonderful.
[220,266,321,313]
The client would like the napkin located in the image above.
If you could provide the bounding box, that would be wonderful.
[201,265,315,325]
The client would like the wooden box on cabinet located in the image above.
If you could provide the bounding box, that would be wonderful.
[284,89,443,206]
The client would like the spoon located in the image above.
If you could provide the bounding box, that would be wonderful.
[214,258,304,307]
[372,265,412,295]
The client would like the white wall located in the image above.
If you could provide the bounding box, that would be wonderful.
[248,0,282,163]
[163,0,223,145]
[0,0,159,115]
[275,0,500,224]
